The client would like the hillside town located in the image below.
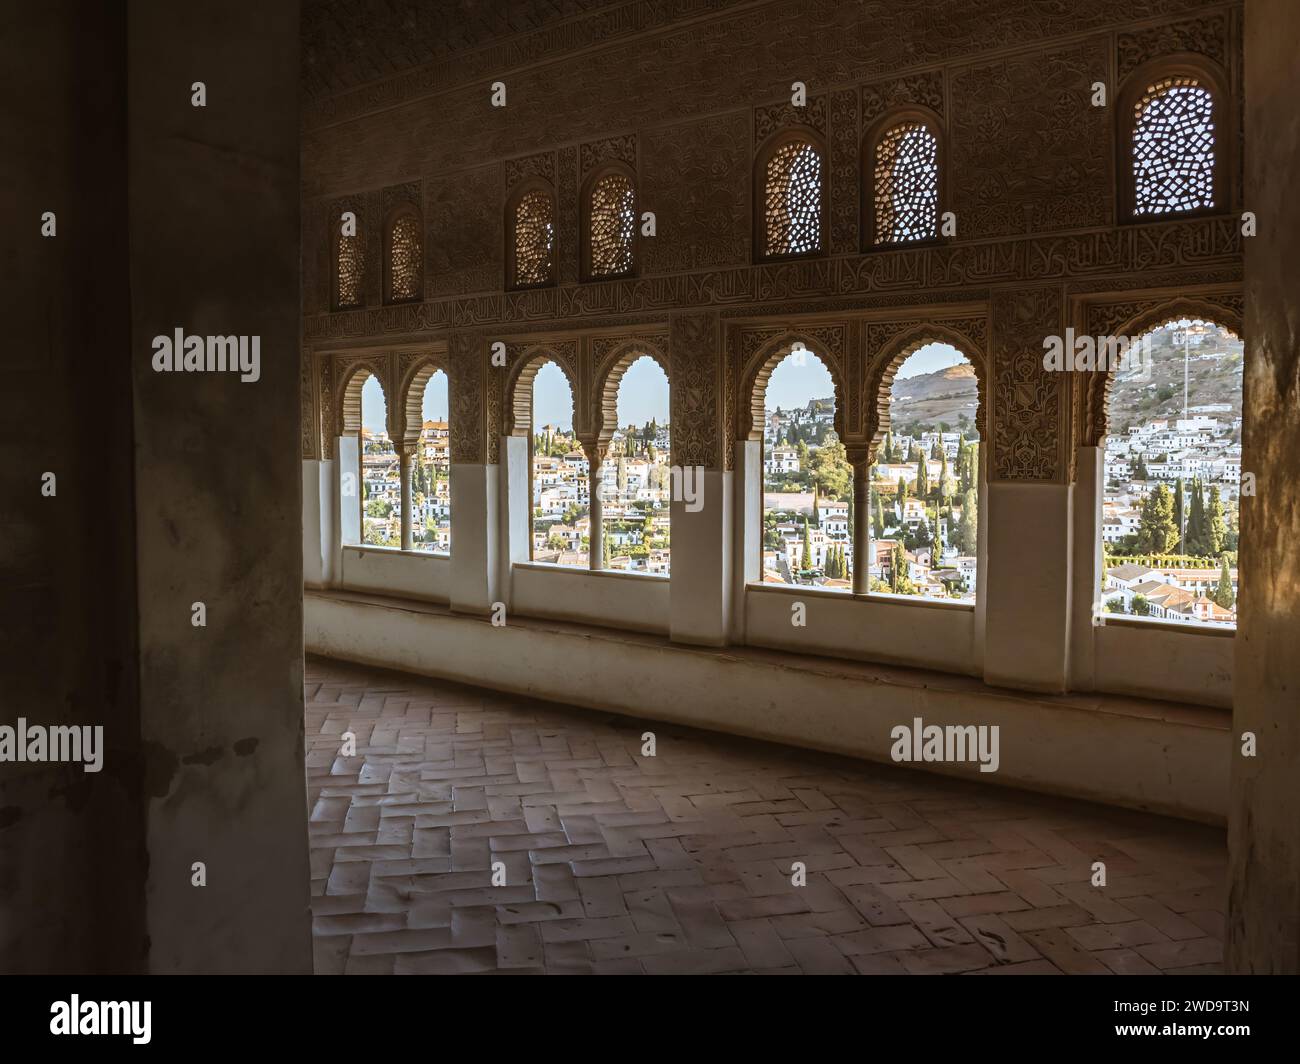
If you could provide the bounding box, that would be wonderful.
[360,420,450,551]
[531,421,672,573]
[1098,322,1243,627]
[762,389,980,602]
[1100,412,1241,626]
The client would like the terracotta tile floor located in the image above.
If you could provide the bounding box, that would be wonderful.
[305,657,1227,975]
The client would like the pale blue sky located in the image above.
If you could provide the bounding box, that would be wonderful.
[361,343,966,434]
[763,342,966,411]
[361,370,447,433]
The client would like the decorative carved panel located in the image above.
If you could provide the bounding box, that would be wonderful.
[828,88,860,255]
[449,332,484,465]
[989,287,1063,482]
[860,70,945,126]
[579,133,637,179]
[670,311,721,470]
[426,163,501,296]
[950,39,1111,240]
[642,113,749,274]
[1118,14,1229,81]
[755,94,827,140]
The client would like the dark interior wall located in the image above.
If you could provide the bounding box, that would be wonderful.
[127,0,312,973]
[0,1,145,974]
[1,0,311,974]
[1227,0,1300,974]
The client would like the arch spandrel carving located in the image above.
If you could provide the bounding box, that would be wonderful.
[333,355,394,440]
[503,343,581,439]
[863,319,989,460]
[590,337,670,452]
[396,352,450,452]
[737,329,847,445]
[1081,292,1243,447]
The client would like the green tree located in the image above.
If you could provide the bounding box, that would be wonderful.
[897,476,909,502]
[602,529,612,568]
[955,488,978,555]
[873,492,886,541]
[937,448,951,505]
[809,436,852,500]
[796,439,810,472]
[916,449,929,499]
[1133,453,1149,480]
[1185,478,1207,554]
[1131,593,1151,617]
[956,438,971,494]
[1173,476,1185,552]
[1206,486,1226,556]
[800,518,812,571]
[1137,484,1178,554]
[1213,554,1235,609]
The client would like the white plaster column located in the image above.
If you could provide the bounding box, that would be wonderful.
[852,458,871,595]
[982,479,1074,692]
[729,438,762,642]
[338,433,361,547]
[1068,445,1104,690]
[450,460,500,616]
[398,448,413,551]
[587,446,605,571]
[670,465,732,646]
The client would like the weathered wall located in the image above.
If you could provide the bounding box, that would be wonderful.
[1226,0,1300,975]
[0,0,144,973]
[1,0,311,974]
[128,0,312,973]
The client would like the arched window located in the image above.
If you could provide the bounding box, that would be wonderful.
[605,356,670,574]
[1132,79,1215,215]
[509,185,556,289]
[384,210,422,303]
[359,376,399,547]
[870,343,979,602]
[1119,60,1227,221]
[335,219,363,309]
[1099,320,1241,627]
[757,137,823,259]
[411,369,450,553]
[869,118,940,245]
[760,349,850,588]
[585,169,636,280]
[528,362,585,566]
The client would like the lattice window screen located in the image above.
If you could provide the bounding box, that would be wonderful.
[589,173,635,277]
[514,190,556,286]
[1133,78,1216,215]
[764,141,822,256]
[337,229,363,307]
[873,122,939,244]
[388,214,422,301]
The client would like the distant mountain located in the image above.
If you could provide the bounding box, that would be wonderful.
[1107,333,1243,434]
[889,363,979,433]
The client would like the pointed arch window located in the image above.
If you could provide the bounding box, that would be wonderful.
[756,136,824,259]
[509,184,557,289]
[384,209,422,303]
[585,169,636,280]
[1119,59,1228,222]
[869,119,940,245]
[334,215,363,309]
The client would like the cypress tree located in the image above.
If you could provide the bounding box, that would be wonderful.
[800,518,812,571]
[916,450,929,499]
[1173,476,1185,553]
[1206,486,1226,555]
[873,492,885,541]
[1186,478,1206,555]
[1214,554,1235,609]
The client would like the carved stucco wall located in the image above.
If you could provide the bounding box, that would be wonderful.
[301,0,1244,484]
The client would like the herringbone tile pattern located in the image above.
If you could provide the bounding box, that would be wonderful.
[305,658,1227,975]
